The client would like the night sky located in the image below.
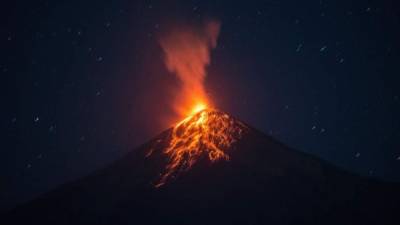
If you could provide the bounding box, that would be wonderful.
[3,0,400,210]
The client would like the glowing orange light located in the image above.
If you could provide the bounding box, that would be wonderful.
[190,103,207,115]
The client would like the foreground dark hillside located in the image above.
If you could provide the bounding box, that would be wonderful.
[3,114,400,225]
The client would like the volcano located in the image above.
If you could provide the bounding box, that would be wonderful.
[3,109,400,225]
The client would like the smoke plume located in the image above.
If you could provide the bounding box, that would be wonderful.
[159,20,221,118]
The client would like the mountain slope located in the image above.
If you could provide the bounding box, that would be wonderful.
[3,110,400,225]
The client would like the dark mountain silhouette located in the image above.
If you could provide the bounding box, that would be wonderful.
[3,110,400,225]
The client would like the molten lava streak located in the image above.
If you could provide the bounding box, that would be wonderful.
[154,109,247,187]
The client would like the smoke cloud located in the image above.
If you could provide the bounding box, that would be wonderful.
[159,20,221,117]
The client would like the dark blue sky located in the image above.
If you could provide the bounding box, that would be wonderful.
[3,0,400,210]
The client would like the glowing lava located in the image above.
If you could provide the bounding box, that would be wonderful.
[153,109,247,187]
[190,103,207,115]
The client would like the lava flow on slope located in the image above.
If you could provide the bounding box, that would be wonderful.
[148,108,248,187]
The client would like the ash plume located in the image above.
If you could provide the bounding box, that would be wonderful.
[159,20,221,117]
